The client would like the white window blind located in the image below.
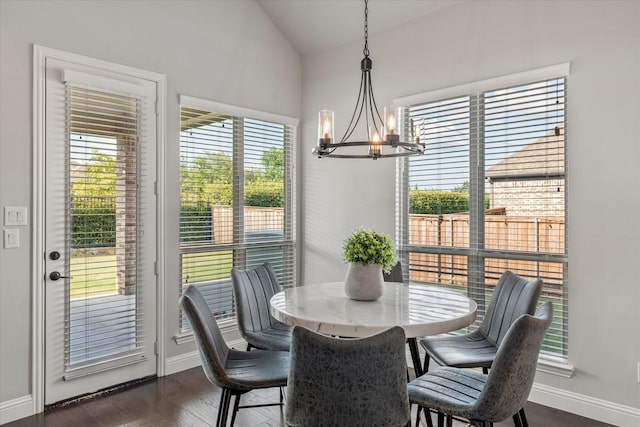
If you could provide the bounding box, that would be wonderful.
[397,70,568,359]
[179,98,296,331]
[66,85,147,368]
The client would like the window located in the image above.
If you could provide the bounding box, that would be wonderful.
[396,65,568,359]
[179,96,297,331]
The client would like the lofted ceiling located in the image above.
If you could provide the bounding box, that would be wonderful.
[256,0,466,56]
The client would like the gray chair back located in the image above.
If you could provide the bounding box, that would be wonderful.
[286,326,410,427]
[383,261,404,283]
[179,285,231,389]
[472,301,553,422]
[232,262,282,335]
[231,263,291,351]
[478,270,542,347]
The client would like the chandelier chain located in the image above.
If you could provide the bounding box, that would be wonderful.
[363,0,369,57]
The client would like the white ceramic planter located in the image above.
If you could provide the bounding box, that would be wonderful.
[344,263,385,301]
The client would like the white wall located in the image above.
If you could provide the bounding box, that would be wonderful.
[301,0,640,421]
[0,0,300,412]
[2,0,639,423]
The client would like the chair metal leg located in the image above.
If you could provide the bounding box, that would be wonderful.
[229,393,241,427]
[423,354,430,373]
[512,410,523,427]
[279,387,284,404]
[519,408,529,427]
[407,338,423,378]
[482,367,489,374]
[424,408,434,427]
[446,414,453,427]
[419,407,434,427]
[437,412,444,427]
[216,389,232,427]
[414,405,426,427]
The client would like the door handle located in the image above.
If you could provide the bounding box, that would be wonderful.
[49,271,71,281]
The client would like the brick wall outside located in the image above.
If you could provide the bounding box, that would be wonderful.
[489,178,565,217]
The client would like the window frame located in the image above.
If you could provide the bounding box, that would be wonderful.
[177,95,297,333]
[395,64,570,363]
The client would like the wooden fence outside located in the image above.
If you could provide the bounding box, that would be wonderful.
[209,206,565,287]
[211,206,284,244]
[408,213,565,287]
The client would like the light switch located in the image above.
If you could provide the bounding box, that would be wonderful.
[4,229,19,249]
[4,207,28,226]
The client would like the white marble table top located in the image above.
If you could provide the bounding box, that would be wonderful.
[270,282,477,338]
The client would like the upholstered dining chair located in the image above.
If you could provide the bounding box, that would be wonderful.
[383,261,405,283]
[231,262,292,351]
[285,326,411,427]
[419,270,542,426]
[180,285,289,427]
[421,271,542,372]
[408,301,553,427]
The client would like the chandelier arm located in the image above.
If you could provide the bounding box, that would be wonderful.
[342,98,366,143]
[342,73,368,143]
[363,72,371,139]
[367,71,384,125]
[365,73,383,138]
[340,71,366,143]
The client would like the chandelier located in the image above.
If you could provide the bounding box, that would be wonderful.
[312,0,425,160]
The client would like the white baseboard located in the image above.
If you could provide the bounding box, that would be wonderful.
[164,338,246,377]
[0,395,34,425]
[530,382,640,427]
[164,350,202,376]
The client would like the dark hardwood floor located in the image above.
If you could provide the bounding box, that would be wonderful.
[6,367,615,427]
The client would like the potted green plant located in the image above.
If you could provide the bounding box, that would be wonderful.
[342,228,396,301]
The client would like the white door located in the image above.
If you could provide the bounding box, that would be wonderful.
[44,57,157,404]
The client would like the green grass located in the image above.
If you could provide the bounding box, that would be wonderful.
[70,251,235,300]
[181,250,233,284]
[70,254,118,300]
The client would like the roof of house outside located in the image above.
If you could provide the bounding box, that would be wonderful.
[485,124,564,181]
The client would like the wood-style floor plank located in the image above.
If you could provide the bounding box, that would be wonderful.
[4,367,615,427]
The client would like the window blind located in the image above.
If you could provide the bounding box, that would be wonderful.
[66,85,147,368]
[398,73,567,358]
[179,100,296,331]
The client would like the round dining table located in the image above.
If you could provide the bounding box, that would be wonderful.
[270,281,477,377]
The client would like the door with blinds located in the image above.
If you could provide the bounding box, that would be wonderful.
[44,57,157,404]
